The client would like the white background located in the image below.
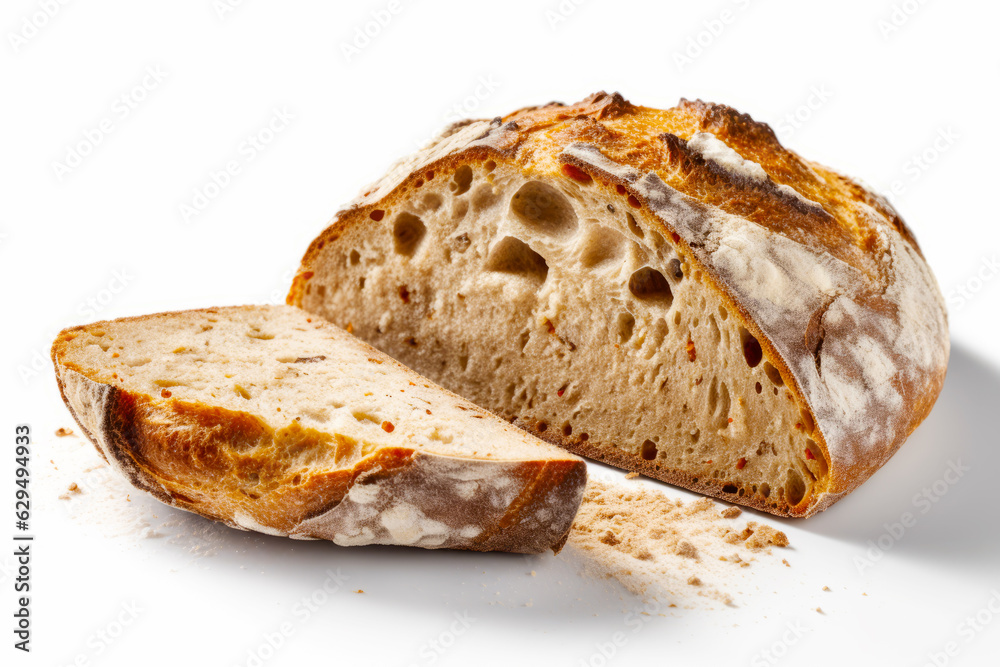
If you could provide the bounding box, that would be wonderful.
[2,0,999,665]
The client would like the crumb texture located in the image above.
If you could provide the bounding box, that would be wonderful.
[293,92,949,517]
[51,305,585,553]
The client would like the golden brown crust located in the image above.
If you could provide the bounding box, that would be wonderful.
[289,92,949,517]
[51,308,587,553]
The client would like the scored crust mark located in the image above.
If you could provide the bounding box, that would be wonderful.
[290,92,949,518]
[51,306,587,553]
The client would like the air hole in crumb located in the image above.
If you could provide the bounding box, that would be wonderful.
[451,165,473,195]
[580,433,589,441]
[537,422,548,432]
[510,181,578,239]
[579,225,625,269]
[485,160,496,172]
[234,384,251,400]
[759,483,771,498]
[722,484,738,494]
[626,212,644,237]
[484,237,549,285]
[349,249,360,265]
[740,327,763,368]
[800,408,815,434]
[667,258,683,281]
[629,267,673,307]
[617,312,635,343]
[755,382,763,394]
[785,469,806,505]
[393,212,427,257]
[764,362,784,386]
[563,424,572,436]
[452,233,471,253]
[420,193,443,212]
[641,439,657,460]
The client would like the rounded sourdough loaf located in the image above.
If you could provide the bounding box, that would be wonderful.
[51,305,586,553]
[289,92,949,517]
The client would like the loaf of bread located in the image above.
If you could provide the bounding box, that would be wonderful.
[289,92,949,517]
[51,306,586,552]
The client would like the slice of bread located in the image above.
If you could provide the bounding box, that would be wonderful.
[289,92,949,517]
[51,305,586,553]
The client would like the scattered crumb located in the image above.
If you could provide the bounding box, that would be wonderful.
[720,506,742,519]
[67,483,80,493]
[55,427,74,437]
[822,586,830,592]
[675,540,698,559]
[525,600,533,607]
[565,479,792,607]
[354,589,364,594]
[782,559,790,567]
[745,524,789,551]
[529,571,536,577]
[625,472,640,479]
[816,607,824,614]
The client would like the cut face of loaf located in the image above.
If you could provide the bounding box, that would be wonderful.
[51,305,586,553]
[290,93,949,517]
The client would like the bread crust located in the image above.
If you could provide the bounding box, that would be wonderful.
[290,93,949,517]
[52,308,586,554]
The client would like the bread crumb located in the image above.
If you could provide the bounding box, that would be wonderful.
[566,479,791,607]
[675,540,698,559]
[822,585,830,591]
[67,483,80,493]
[354,589,364,594]
[625,472,640,479]
[529,571,536,577]
[720,506,742,519]
[816,607,824,614]
[55,427,74,437]
[745,524,789,551]
[782,559,790,567]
